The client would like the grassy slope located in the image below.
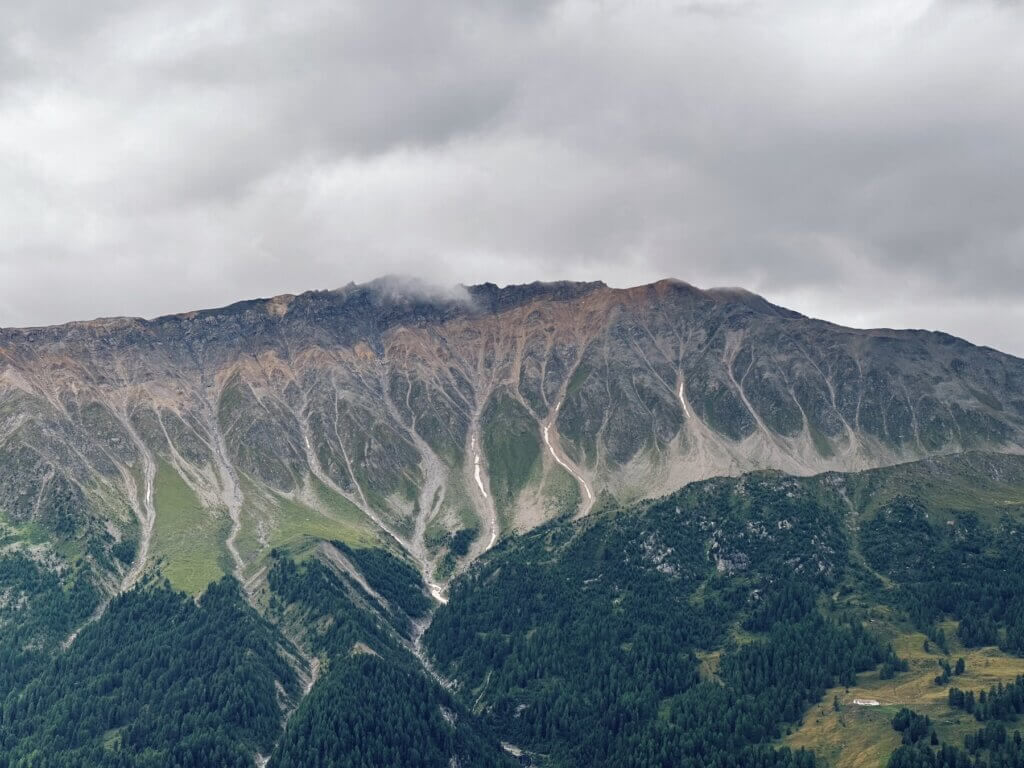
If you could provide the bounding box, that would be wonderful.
[785,620,1024,767]
[481,390,542,526]
[150,460,229,594]
[147,457,382,592]
[230,474,380,571]
[847,452,1024,523]
[784,453,1024,766]
[540,460,581,519]
[268,480,379,555]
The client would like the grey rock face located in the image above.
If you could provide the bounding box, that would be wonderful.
[1,278,1021,592]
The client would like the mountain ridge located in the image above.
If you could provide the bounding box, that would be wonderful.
[1,276,1022,616]
[4,276,1011,357]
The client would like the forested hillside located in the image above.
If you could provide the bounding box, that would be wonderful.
[424,453,1024,768]
[266,552,510,768]
[0,579,295,767]
[0,551,511,767]
[3,448,1024,765]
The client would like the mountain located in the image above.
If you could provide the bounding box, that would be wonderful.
[2,277,1024,767]
[1,277,1022,599]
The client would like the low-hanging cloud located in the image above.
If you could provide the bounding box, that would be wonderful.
[1,0,1022,356]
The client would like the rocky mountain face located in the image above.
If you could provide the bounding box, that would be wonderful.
[1,277,1022,598]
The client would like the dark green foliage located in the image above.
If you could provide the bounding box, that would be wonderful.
[425,476,879,767]
[887,741,973,767]
[718,613,885,711]
[964,721,1024,757]
[448,528,476,558]
[36,475,86,539]
[426,499,726,763]
[880,645,910,680]
[743,579,818,632]
[959,610,999,648]
[110,538,136,566]
[0,578,295,767]
[267,551,510,768]
[893,708,932,744]
[888,708,1024,767]
[267,554,397,660]
[432,529,479,578]
[273,655,510,768]
[927,626,950,654]
[891,669,1024,766]
[331,541,431,619]
[644,679,821,768]
[950,676,1024,722]
[862,503,1024,653]
[0,554,99,699]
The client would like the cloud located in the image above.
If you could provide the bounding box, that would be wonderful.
[0,0,1022,356]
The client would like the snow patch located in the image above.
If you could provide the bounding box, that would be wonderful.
[471,436,488,499]
[678,382,690,417]
[429,581,448,604]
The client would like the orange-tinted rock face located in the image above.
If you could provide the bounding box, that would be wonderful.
[1,277,1022,592]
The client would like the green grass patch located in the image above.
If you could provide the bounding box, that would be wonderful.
[151,460,228,594]
[809,423,835,458]
[848,454,1024,524]
[481,390,541,518]
[565,363,591,399]
[784,620,1024,767]
[267,481,378,558]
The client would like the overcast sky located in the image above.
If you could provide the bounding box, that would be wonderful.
[1,0,1022,355]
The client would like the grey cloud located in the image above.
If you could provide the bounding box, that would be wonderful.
[1,0,1022,357]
